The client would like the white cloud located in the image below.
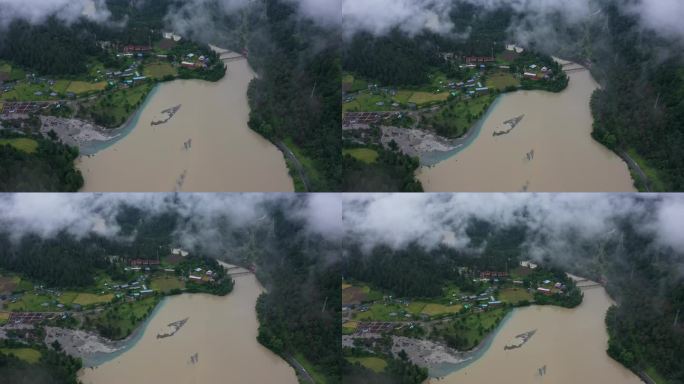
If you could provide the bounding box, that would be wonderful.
[0,0,111,26]
[343,194,684,261]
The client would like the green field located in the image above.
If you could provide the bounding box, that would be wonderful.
[72,293,114,306]
[347,356,387,373]
[295,353,329,384]
[0,275,20,293]
[424,95,494,138]
[87,83,153,127]
[343,148,379,164]
[6,293,58,312]
[644,365,669,384]
[393,90,414,104]
[498,287,533,304]
[421,303,463,316]
[0,312,9,325]
[342,74,368,93]
[91,296,159,340]
[0,138,39,154]
[151,276,185,293]
[0,61,25,81]
[343,93,392,113]
[144,62,178,79]
[342,320,359,335]
[66,81,107,94]
[486,72,520,90]
[283,137,323,192]
[343,283,384,305]
[408,91,450,105]
[0,348,41,364]
[353,302,406,321]
[353,301,429,321]
[626,148,667,192]
[452,308,508,349]
[58,291,79,305]
[0,82,53,101]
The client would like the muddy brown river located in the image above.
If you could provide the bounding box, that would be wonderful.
[418,65,636,192]
[80,265,297,384]
[78,51,293,192]
[431,283,641,384]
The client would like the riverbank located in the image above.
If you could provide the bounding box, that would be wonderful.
[79,264,298,384]
[432,281,642,384]
[418,64,636,192]
[77,49,293,192]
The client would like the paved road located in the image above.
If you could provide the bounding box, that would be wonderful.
[276,140,311,192]
[286,354,315,384]
[618,150,651,192]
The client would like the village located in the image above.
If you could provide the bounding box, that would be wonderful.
[342,44,569,166]
[0,31,226,134]
[0,246,235,340]
[342,259,581,375]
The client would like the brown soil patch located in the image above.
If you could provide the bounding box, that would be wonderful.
[342,286,367,305]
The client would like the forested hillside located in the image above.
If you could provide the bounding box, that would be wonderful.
[0,19,100,76]
[0,340,82,384]
[342,3,514,87]
[254,206,341,383]
[588,3,684,191]
[246,0,341,191]
[0,133,84,192]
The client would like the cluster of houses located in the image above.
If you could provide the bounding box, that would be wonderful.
[163,32,183,42]
[188,267,216,284]
[180,53,211,69]
[536,280,567,295]
[506,44,525,54]
[455,285,502,311]
[523,64,554,81]
[103,273,154,301]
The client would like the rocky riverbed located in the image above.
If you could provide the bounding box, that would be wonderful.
[39,116,119,149]
[44,326,127,362]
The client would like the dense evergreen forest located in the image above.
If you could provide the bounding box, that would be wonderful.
[0,133,83,192]
[0,19,100,76]
[246,0,341,191]
[342,350,428,384]
[254,206,341,383]
[595,221,684,382]
[342,2,514,87]
[0,340,82,384]
[0,205,178,287]
[587,3,684,191]
[342,146,423,192]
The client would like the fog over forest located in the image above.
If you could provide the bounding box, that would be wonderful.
[0,193,341,252]
[342,0,684,44]
[343,194,684,273]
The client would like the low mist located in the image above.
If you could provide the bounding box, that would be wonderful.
[0,193,341,254]
[343,194,684,270]
[342,0,684,46]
